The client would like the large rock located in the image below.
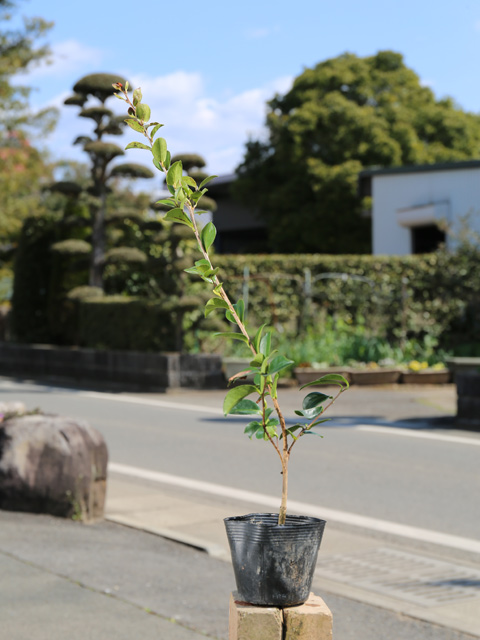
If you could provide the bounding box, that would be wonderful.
[0,414,108,522]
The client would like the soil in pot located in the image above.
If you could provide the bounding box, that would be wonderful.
[224,513,325,607]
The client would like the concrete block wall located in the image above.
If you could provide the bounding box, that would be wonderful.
[0,343,224,391]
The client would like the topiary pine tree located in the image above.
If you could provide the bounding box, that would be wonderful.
[62,73,155,289]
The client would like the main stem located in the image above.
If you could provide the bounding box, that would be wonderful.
[123,88,291,525]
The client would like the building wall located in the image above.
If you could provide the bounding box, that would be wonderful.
[372,167,480,254]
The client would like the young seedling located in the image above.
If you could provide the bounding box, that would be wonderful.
[115,82,349,525]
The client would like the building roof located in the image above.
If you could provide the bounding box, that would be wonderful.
[359,159,480,178]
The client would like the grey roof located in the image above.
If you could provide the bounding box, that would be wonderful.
[359,159,480,178]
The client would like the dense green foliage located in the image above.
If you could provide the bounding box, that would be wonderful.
[235,51,480,253]
[78,297,176,351]
[214,250,480,353]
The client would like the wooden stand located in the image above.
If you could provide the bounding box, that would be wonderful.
[229,592,333,640]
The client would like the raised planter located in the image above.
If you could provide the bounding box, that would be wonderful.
[222,357,255,383]
[294,367,351,386]
[401,369,451,384]
[349,368,402,385]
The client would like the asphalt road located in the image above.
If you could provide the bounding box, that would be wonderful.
[2,377,479,541]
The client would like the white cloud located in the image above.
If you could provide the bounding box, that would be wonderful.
[40,71,294,177]
[26,40,104,80]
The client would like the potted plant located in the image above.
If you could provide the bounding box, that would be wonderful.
[115,82,349,607]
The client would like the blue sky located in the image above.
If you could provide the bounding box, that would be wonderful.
[18,0,480,185]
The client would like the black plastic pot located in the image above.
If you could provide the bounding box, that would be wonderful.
[224,513,326,607]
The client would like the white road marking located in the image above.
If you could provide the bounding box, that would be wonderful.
[355,424,480,446]
[80,391,225,415]
[109,462,480,555]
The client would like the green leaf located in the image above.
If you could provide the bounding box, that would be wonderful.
[182,175,197,189]
[214,331,250,344]
[229,399,262,415]
[204,297,229,317]
[223,385,258,415]
[300,374,350,390]
[164,150,171,169]
[136,103,151,122]
[303,391,331,411]
[133,87,142,106]
[226,299,245,324]
[156,198,176,207]
[152,137,167,164]
[201,222,217,252]
[150,123,164,137]
[125,141,150,151]
[308,418,331,428]
[303,431,324,438]
[244,421,263,439]
[253,324,267,352]
[125,118,144,133]
[166,161,183,187]
[264,355,294,377]
[163,208,193,228]
[259,330,272,356]
[249,353,265,367]
[199,175,218,189]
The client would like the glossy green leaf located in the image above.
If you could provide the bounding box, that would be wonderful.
[303,431,324,438]
[166,160,183,187]
[150,123,164,137]
[229,399,262,415]
[199,175,218,189]
[182,175,197,189]
[253,324,267,352]
[125,118,144,133]
[300,374,350,390]
[164,151,171,169]
[133,88,142,106]
[214,332,250,344]
[156,198,176,207]
[125,141,150,151]
[136,103,151,122]
[204,297,229,317]
[263,355,294,377]
[223,384,258,415]
[244,421,263,439]
[250,353,265,367]
[152,137,167,164]
[302,392,331,411]
[259,330,272,356]
[201,222,217,252]
[163,208,193,228]
[226,299,245,324]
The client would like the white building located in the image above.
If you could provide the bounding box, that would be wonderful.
[359,160,480,255]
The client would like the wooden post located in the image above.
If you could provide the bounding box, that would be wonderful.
[229,592,333,640]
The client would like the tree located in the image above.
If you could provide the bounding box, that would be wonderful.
[62,73,154,288]
[235,51,480,254]
[0,0,57,243]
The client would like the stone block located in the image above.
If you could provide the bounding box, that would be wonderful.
[229,593,283,640]
[229,592,332,640]
[0,414,108,522]
[284,593,333,640]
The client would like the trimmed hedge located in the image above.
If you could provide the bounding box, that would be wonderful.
[215,251,480,350]
[78,297,176,351]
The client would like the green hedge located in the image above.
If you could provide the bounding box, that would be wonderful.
[215,251,480,350]
[78,297,176,351]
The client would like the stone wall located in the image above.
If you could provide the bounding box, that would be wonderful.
[0,343,224,391]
